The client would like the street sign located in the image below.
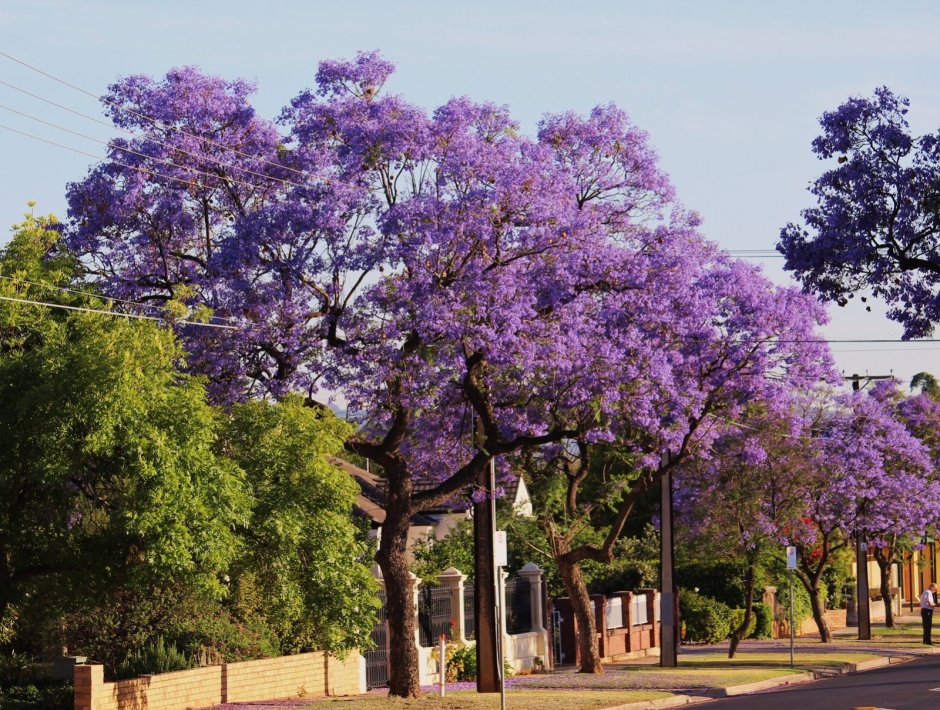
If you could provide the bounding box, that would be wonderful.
[494,530,508,567]
[786,546,797,570]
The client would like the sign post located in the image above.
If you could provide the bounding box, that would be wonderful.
[439,634,446,698]
[491,456,507,710]
[786,546,797,669]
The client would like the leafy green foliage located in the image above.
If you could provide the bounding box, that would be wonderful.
[676,561,749,609]
[0,651,71,710]
[589,525,660,596]
[411,520,476,584]
[0,681,72,710]
[728,608,756,640]
[0,214,379,667]
[115,637,191,680]
[679,590,732,644]
[222,397,378,654]
[750,603,773,640]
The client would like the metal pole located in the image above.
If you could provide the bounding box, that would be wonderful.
[439,634,446,698]
[497,570,506,710]
[789,570,794,669]
[491,459,506,710]
[857,536,871,640]
[660,450,678,667]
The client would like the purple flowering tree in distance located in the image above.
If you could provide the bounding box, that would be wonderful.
[676,403,809,658]
[883,382,940,626]
[778,88,940,339]
[777,388,936,641]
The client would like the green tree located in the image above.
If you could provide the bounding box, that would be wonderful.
[0,213,249,643]
[910,372,940,399]
[222,397,378,654]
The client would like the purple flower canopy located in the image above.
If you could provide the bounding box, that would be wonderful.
[65,51,835,485]
[677,383,940,550]
[779,87,940,340]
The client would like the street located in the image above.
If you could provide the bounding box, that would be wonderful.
[704,655,940,709]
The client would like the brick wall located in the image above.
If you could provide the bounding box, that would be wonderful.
[74,651,364,710]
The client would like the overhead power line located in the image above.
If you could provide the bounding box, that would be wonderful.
[0,274,238,325]
[0,49,311,180]
[0,78,310,190]
[0,120,208,190]
[0,102,292,194]
[0,294,238,329]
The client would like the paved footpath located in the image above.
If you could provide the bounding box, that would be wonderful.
[702,653,940,710]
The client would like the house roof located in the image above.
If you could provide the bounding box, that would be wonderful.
[329,456,439,526]
[330,455,529,521]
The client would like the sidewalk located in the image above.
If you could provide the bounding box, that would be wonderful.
[208,621,932,709]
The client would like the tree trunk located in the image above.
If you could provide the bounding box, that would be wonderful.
[728,564,755,658]
[557,554,603,673]
[375,466,420,698]
[875,550,894,628]
[806,581,831,643]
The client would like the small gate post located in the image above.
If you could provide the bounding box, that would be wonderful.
[411,572,423,649]
[519,563,549,662]
[438,566,467,642]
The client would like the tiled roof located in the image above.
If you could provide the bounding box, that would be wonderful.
[328,456,442,525]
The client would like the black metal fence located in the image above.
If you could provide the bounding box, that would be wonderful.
[418,582,453,647]
[464,584,476,639]
[505,576,532,634]
[364,592,388,689]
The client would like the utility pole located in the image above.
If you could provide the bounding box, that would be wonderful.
[845,373,893,642]
[474,457,500,692]
[660,450,678,667]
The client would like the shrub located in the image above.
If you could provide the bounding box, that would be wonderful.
[114,637,192,680]
[0,681,73,710]
[679,589,732,644]
[448,643,478,682]
[434,642,513,682]
[676,562,746,608]
[0,652,35,687]
[750,603,773,639]
[0,655,72,710]
[63,585,280,679]
[168,607,279,663]
[728,607,756,639]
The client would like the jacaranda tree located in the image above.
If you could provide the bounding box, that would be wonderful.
[779,87,940,339]
[775,388,936,641]
[64,52,835,694]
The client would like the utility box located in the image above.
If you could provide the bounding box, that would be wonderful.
[52,656,86,680]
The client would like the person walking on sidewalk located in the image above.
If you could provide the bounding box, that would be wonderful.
[921,583,937,644]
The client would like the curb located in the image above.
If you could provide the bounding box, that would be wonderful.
[848,656,891,672]
[605,694,701,710]
[717,671,816,697]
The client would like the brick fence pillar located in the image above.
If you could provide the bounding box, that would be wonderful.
[73,664,103,710]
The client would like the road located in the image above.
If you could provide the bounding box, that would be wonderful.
[703,655,940,709]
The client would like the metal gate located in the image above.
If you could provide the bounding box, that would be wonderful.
[364,592,388,689]
[418,582,453,646]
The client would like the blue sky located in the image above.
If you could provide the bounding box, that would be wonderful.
[2,0,939,385]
